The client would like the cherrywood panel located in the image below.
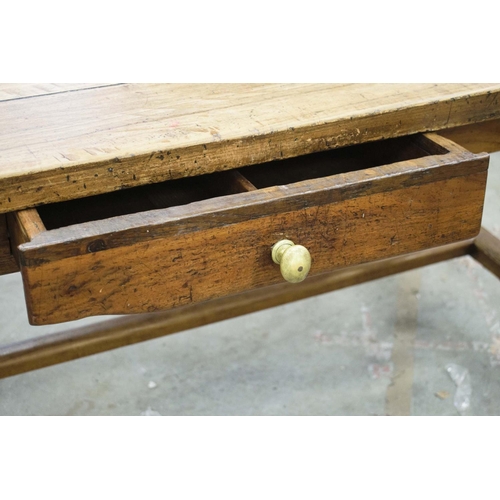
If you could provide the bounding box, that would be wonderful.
[1,83,499,214]
[0,238,475,378]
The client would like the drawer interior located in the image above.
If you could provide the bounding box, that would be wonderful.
[38,134,447,231]
[38,170,252,230]
[239,134,446,188]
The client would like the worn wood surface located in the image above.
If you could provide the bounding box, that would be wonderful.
[0,215,18,275]
[0,237,475,378]
[440,118,500,153]
[1,83,499,214]
[0,83,119,102]
[0,84,498,375]
[14,135,484,247]
[12,134,488,324]
[470,228,500,279]
[2,209,46,276]
[6,210,45,273]
[12,209,46,240]
[14,134,487,259]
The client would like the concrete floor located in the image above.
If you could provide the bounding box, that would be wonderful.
[0,153,499,416]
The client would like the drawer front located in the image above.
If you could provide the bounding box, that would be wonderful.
[9,134,489,324]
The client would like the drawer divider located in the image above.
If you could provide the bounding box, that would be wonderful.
[227,170,258,192]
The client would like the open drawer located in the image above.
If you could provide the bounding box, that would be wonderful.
[7,133,489,325]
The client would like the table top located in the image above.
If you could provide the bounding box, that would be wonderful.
[1,83,500,214]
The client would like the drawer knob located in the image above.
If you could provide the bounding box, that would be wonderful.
[271,239,311,283]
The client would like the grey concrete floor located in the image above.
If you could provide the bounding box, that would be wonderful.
[0,153,499,416]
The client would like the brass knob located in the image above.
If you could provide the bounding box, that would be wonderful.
[271,239,311,283]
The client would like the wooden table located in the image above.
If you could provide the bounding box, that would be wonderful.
[1,83,500,377]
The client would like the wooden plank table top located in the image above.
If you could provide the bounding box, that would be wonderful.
[1,83,500,215]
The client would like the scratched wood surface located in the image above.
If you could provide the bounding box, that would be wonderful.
[11,134,488,324]
[1,83,499,215]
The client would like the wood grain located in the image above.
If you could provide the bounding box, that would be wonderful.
[0,83,121,102]
[439,118,500,153]
[1,83,499,214]
[470,228,500,279]
[6,210,46,268]
[14,161,488,324]
[0,238,475,378]
[0,215,18,275]
[13,209,46,240]
[15,136,488,262]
